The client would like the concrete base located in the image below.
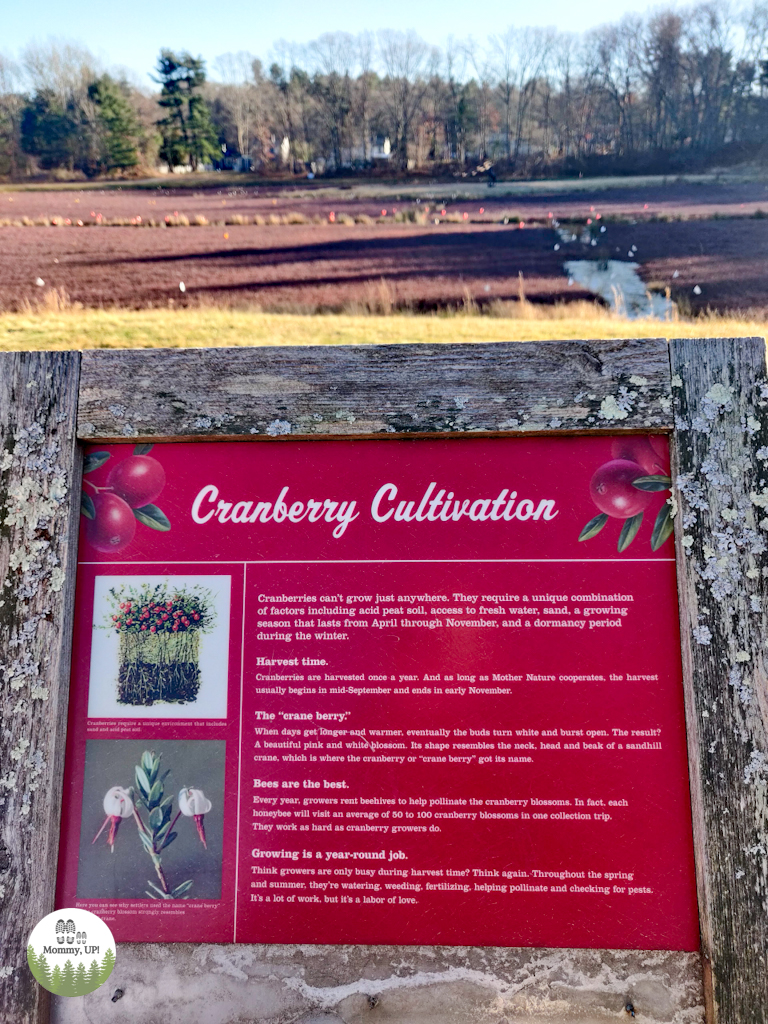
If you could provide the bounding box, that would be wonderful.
[52,945,704,1023]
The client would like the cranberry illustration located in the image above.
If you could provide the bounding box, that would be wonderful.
[86,493,137,552]
[107,455,166,508]
[648,435,671,473]
[610,437,667,475]
[589,459,654,519]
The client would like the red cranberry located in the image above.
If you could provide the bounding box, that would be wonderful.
[590,459,653,519]
[610,437,667,475]
[648,435,671,473]
[86,493,137,552]
[107,455,166,508]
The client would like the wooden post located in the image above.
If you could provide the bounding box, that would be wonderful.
[0,353,82,1024]
[670,337,768,1023]
[76,339,673,439]
[13,336,764,1023]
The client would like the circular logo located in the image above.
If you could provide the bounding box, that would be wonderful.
[27,909,116,997]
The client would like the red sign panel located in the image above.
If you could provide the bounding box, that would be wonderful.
[58,436,699,950]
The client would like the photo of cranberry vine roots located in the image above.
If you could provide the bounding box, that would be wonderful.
[106,583,215,705]
[81,443,171,553]
[578,436,673,552]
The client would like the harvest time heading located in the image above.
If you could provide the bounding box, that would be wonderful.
[191,482,559,538]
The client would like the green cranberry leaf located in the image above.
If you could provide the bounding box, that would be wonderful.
[578,513,608,541]
[161,830,178,850]
[134,765,151,799]
[133,504,171,531]
[141,750,155,776]
[133,443,154,455]
[632,475,672,491]
[651,502,674,550]
[172,879,193,898]
[83,451,110,475]
[138,829,155,852]
[148,806,164,830]
[146,881,168,899]
[147,779,164,809]
[618,511,644,552]
[81,493,96,520]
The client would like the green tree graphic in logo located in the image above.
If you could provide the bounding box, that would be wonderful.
[27,909,116,996]
[99,948,116,982]
[87,959,101,990]
[59,960,76,997]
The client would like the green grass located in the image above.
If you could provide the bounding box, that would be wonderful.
[0,305,764,351]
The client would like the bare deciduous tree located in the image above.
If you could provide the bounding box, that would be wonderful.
[378,30,429,170]
[308,33,355,168]
[489,26,553,165]
[212,51,261,159]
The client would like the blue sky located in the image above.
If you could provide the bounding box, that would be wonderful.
[4,0,669,84]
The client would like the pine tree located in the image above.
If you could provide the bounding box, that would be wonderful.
[20,91,77,170]
[87,959,101,991]
[154,50,218,170]
[88,75,140,172]
[99,947,116,983]
[60,959,77,997]
[35,953,52,989]
[187,93,218,170]
[50,964,63,995]
[74,961,88,995]
[26,945,38,976]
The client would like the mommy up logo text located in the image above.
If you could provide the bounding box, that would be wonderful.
[26,908,116,997]
[191,482,558,539]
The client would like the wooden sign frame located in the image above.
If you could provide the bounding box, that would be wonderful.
[1,337,766,1024]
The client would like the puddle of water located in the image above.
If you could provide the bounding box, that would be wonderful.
[564,259,675,320]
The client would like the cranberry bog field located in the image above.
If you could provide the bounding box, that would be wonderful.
[1,174,767,327]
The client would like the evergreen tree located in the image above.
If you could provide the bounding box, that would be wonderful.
[20,91,77,169]
[88,75,140,171]
[74,961,88,995]
[60,959,77,997]
[50,964,63,995]
[35,953,52,989]
[99,947,116,983]
[154,50,217,170]
[26,942,40,983]
[27,948,54,990]
[87,959,101,991]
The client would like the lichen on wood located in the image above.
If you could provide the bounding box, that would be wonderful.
[77,340,674,441]
[670,337,768,1024]
[0,353,81,1024]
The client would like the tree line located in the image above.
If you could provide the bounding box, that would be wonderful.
[27,945,116,996]
[2,3,768,180]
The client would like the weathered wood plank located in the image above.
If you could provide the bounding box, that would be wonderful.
[0,353,81,1024]
[52,944,704,1024]
[77,339,673,440]
[670,337,768,1024]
